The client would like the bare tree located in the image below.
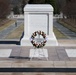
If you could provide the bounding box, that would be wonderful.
[63,0,76,19]
[0,0,11,19]
[56,0,66,13]
[61,0,76,27]
[21,0,28,14]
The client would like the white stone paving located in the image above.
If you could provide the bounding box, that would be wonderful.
[29,49,48,60]
[65,49,76,57]
[0,49,12,57]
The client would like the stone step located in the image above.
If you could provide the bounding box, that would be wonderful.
[0,60,76,68]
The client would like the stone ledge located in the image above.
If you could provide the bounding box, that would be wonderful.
[0,61,76,68]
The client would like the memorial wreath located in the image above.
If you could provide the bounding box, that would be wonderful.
[30,31,47,48]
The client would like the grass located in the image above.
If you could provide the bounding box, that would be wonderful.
[5,24,24,39]
[57,19,76,33]
[53,27,68,39]
[5,24,67,39]
[0,20,15,31]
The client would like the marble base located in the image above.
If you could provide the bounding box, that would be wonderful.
[21,33,58,46]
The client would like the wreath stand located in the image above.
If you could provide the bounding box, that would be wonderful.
[29,31,48,61]
[30,48,48,61]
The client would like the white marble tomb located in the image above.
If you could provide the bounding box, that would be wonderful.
[21,4,58,46]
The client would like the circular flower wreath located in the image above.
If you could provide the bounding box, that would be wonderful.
[30,31,47,48]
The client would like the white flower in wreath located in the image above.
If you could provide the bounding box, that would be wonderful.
[30,31,47,48]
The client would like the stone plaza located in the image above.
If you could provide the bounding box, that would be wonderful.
[0,4,76,75]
